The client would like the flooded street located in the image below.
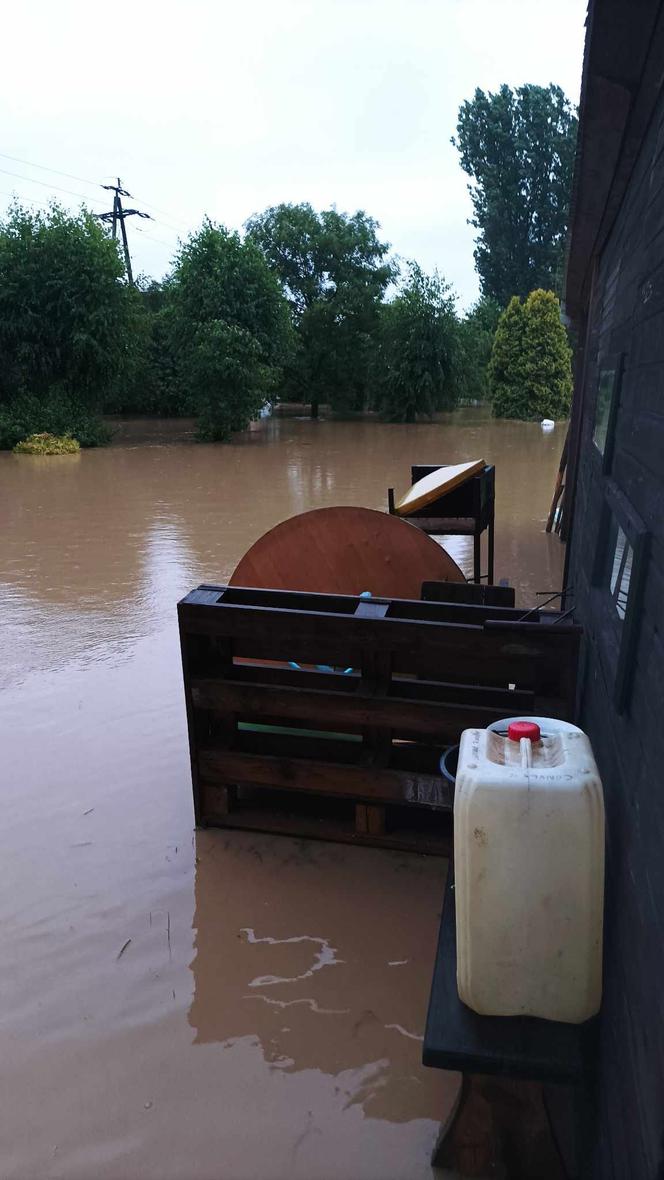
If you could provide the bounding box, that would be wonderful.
[0,410,564,1179]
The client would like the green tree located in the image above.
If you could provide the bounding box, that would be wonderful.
[373,264,460,422]
[456,296,502,403]
[246,203,395,416]
[189,322,267,441]
[454,84,578,305]
[0,202,137,445]
[104,278,191,417]
[488,295,526,416]
[489,289,572,419]
[168,220,293,439]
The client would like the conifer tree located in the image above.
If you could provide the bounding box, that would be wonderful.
[489,290,572,419]
[489,296,526,417]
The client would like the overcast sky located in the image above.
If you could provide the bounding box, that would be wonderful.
[2,0,586,308]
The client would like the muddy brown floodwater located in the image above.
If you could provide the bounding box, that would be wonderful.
[0,409,564,1180]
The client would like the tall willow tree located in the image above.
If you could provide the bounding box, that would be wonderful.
[454,84,578,305]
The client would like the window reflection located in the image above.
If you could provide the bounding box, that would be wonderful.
[607,521,632,621]
[593,368,616,456]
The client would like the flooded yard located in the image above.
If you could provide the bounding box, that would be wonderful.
[0,410,564,1179]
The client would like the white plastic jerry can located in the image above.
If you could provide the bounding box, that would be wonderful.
[454,720,605,1024]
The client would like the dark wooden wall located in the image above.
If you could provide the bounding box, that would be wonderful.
[567,74,664,1180]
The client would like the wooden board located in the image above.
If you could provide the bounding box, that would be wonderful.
[395,460,485,516]
[229,506,465,597]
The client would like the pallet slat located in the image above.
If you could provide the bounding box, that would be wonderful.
[199,747,452,808]
[190,678,533,739]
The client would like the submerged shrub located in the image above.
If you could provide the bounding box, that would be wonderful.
[13,432,80,455]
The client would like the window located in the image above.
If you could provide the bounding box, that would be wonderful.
[592,355,623,470]
[607,521,632,621]
[593,484,648,712]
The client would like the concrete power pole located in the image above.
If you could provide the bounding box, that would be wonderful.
[95,178,151,284]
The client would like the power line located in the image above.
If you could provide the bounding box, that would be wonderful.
[129,196,187,232]
[135,226,179,248]
[0,185,179,249]
[0,151,100,190]
[0,156,187,270]
[0,150,189,234]
[0,166,106,207]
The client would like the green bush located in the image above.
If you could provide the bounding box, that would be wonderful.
[489,289,572,419]
[0,391,111,450]
[13,432,80,455]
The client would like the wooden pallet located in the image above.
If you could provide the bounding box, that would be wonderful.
[178,585,581,851]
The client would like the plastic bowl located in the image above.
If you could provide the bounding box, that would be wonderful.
[440,744,459,784]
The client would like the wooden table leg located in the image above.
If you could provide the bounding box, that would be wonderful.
[432,1074,568,1178]
[432,1075,504,1176]
[487,518,495,585]
[473,532,482,584]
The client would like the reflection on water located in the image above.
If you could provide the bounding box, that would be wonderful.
[188,831,453,1126]
[0,410,565,1178]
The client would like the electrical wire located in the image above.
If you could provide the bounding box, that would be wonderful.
[0,152,188,255]
[0,151,101,190]
[135,226,179,248]
[0,151,189,232]
[0,166,106,207]
[0,183,181,255]
[130,196,187,232]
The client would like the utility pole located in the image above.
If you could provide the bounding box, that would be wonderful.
[94,178,151,285]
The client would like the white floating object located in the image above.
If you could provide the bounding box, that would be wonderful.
[541,418,555,430]
[454,720,605,1024]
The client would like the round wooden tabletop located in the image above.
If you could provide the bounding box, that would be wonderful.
[229,506,465,598]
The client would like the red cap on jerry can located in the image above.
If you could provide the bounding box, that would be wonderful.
[508,720,541,743]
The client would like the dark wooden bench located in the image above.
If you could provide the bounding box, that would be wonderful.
[178,585,581,851]
[423,873,597,1177]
